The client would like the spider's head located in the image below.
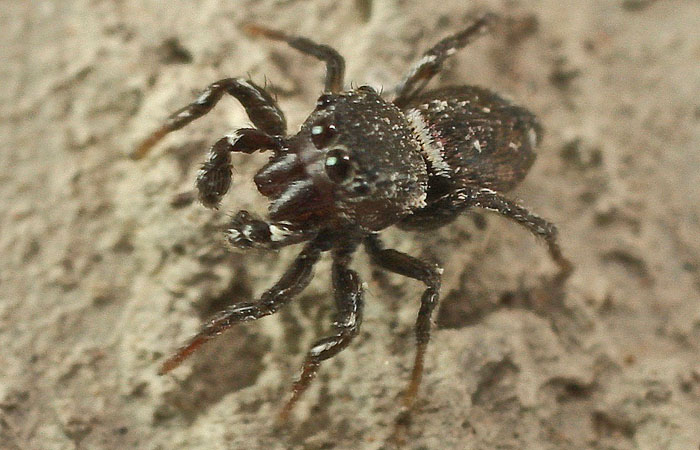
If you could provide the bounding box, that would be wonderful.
[255,87,428,232]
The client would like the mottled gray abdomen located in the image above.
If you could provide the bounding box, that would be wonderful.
[403,86,539,195]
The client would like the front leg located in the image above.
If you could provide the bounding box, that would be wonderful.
[225,210,313,250]
[132,77,286,159]
[159,234,329,375]
[279,240,364,422]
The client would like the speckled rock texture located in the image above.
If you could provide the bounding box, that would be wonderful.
[2,1,699,449]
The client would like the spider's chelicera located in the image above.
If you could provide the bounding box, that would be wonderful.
[133,14,572,430]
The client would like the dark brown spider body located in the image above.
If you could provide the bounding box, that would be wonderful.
[399,85,540,230]
[132,14,572,438]
[256,87,429,232]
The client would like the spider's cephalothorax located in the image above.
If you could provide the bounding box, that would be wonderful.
[133,14,572,434]
[256,87,429,233]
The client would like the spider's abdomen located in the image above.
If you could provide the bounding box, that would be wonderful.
[403,86,539,196]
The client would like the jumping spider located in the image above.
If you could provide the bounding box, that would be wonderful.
[133,14,572,431]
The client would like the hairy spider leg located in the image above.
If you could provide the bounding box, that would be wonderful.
[279,240,364,422]
[429,187,572,281]
[244,24,346,93]
[132,77,286,159]
[159,234,329,375]
[363,235,442,434]
[468,188,573,281]
[393,14,498,108]
[224,210,313,250]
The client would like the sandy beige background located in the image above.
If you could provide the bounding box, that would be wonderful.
[2,1,699,449]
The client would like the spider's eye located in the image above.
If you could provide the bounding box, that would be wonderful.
[310,121,337,149]
[324,148,353,183]
[316,94,334,109]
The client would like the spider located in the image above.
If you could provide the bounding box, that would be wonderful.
[133,13,572,431]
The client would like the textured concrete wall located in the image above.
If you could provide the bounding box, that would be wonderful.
[2,1,699,448]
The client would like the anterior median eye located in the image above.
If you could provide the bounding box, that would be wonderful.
[324,148,352,183]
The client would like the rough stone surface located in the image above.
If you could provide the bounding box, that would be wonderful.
[2,1,699,449]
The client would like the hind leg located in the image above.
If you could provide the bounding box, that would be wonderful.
[470,188,573,281]
[393,14,498,107]
[422,187,573,280]
[363,235,442,435]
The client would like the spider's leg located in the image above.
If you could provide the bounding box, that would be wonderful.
[159,233,330,375]
[279,239,363,422]
[392,14,498,108]
[132,77,286,159]
[225,210,314,250]
[469,188,573,281]
[363,235,442,423]
[245,24,345,93]
[196,128,283,208]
